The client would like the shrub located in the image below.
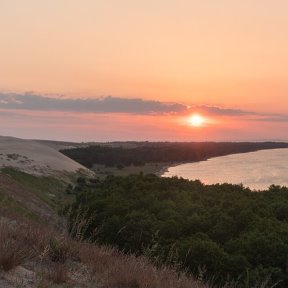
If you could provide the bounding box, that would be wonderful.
[48,237,69,263]
[0,216,48,271]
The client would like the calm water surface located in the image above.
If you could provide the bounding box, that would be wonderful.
[162,148,288,190]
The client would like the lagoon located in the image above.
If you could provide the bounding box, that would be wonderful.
[162,148,288,190]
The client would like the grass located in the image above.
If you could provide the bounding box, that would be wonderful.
[0,190,37,220]
[46,263,69,284]
[0,168,280,287]
[0,207,279,288]
[0,208,205,288]
[1,167,69,208]
[0,212,47,271]
[78,243,204,288]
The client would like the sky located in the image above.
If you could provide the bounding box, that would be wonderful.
[0,0,288,141]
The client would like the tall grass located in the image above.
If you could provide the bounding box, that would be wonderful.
[0,215,46,271]
[0,208,205,287]
[0,207,277,287]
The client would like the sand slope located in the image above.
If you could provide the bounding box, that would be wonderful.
[0,136,91,176]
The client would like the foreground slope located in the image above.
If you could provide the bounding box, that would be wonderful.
[0,209,205,288]
[68,174,288,287]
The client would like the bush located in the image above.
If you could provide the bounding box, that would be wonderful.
[0,216,47,271]
[48,237,69,263]
[67,174,288,287]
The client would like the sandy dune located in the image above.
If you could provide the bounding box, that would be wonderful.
[0,136,92,177]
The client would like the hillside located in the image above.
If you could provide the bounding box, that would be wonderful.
[68,174,288,287]
[0,209,205,288]
[0,137,206,288]
[0,136,92,177]
[0,137,285,287]
[0,136,94,224]
[0,171,59,223]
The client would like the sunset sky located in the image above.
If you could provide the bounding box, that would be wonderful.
[1,0,288,141]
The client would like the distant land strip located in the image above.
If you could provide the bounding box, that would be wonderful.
[60,142,288,169]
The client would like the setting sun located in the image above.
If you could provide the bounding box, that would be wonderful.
[188,114,205,127]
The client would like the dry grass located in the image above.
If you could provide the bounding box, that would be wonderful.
[0,224,26,271]
[0,209,274,288]
[46,263,69,284]
[78,243,204,288]
[0,208,205,288]
[48,236,70,263]
[0,216,47,271]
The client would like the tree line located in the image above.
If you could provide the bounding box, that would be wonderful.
[61,142,288,168]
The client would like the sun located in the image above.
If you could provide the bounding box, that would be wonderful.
[188,114,205,127]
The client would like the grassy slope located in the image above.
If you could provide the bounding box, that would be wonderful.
[0,167,71,223]
[2,167,69,207]
[0,166,207,288]
[0,165,278,287]
[0,208,205,288]
[0,190,37,220]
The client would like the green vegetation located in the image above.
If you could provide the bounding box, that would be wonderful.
[0,208,203,288]
[67,174,288,287]
[61,142,288,168]
[2,167,68,208]
[0,190,37,219]
[93,162,167,178]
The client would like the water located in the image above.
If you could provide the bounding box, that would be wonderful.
[162,148,288,190]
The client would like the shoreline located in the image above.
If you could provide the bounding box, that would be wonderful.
[157,147,288,177]
[92,147,288,179]
[155,162,187,177]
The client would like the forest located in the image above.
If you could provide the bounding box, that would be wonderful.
[66,174,288,287]
[61,142,288,168]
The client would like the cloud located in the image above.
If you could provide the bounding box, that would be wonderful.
[1,93,288,142]
[189,105,254,116]
[248,114,288,122]
[0,92,253,116]
[0,93,185,114]
[0,93,287,123]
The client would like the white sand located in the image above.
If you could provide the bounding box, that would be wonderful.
[0,136,92,176]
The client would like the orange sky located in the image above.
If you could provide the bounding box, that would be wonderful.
[0,1,288,141]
